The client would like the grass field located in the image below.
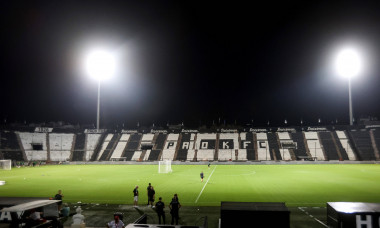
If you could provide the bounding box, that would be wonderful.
[1,164,380,207]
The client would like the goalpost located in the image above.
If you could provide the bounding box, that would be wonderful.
[0,160,11,170]
[158,160,172,173]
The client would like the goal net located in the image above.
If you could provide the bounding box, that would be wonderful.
[0,160,11,170]
[158,160,172,173]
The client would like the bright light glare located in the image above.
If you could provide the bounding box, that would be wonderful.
[335,48,362,78]
[85,50,116,81]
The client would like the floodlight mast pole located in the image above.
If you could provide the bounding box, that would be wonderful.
[97,80,101,130]
[348,77,353,126]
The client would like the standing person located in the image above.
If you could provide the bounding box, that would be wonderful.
[169,194,181,225]
[133,186,139,208]
[146,183,151,205]
[208,162,210,169]
[54,190,64,210]
[155,197,165,224]
[107,215,124,228]
[200,171,204,182]
[148,186,156,208]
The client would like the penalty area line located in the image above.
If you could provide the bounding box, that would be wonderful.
[195,165,217,203]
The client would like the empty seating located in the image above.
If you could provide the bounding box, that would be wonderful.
[304,132,325,160]
[72,133,85,161]
[111,134,130,160]
[143,150,151,161]
[349,130,376,160]
[241,132,255,160]
[256,133,269,160]
[290,132,308,159]
[267,133,281,160]
[218,150,234,161]
[331,131,349,160]
[96,134,114,160]
[0,131,24,161]
[318,132,340,160]
[197,150,214,161]
[85,134,102,161]
[335,131,356,160]
[373,130,380,158]
[18,132,47,161]
[196,133,216,161]
[131,151,142,161]
[148,149,161,160]
[49,133,74,162]
[219,133,239,161]
[277,132,293,161]
[99,134,120,161]
[176,133,195,161]
[124,134,142,161]
[162,134,179,161]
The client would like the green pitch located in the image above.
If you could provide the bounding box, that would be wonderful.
[1,164,380,207]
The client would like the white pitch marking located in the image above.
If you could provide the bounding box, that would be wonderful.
[298,207,328,228]
[195,165,217,203]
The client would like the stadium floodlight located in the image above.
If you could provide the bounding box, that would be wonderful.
[335,47,362,126]
[85,49,116,130]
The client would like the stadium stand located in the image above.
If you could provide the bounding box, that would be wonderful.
[131,150,142,161]
[304,132,325,160]
[372,130,380,159]
[49,133,74,161]
[219,133,239,161]
[162,134,179,161]
[148,150,161,160]
[290,132,308,159]
[196,133,216,161]
[349,130,376,160]
[277,132,293,160]
[256,133,269,160]
[331,131,349,160]
[110,134,130,160]
[85,133,101,161]
[90,133,107,161]
[241,132,255,160]
[151,134,167,160]
[318,132,340,160]
[72,133,85,161]
[6,127,380,163]
[124,134,142,161]
[18,132,48,161]
[176,133,191,161]
[96,134,113,160]
[143,149,151,161]
[0,131,24,161]
[267,133,281,160]
[335,131,356,160]
[99,134,120,161]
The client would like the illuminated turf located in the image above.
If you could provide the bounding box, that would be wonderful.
[1,164,380,207]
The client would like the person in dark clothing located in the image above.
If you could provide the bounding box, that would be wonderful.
[155,197,165,224]
[146,183,151,205]
[200,171,204,182]
[54,190,64,210]
[169,194,181,225]
[133,186,139,208]
[148,186,156,208]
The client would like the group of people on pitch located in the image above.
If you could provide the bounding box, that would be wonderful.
[131,183,181,225]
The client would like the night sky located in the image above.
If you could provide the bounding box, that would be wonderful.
[1,1,380,128]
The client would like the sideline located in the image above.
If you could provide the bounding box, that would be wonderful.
[298,207,328,227]
[195,165,217,203]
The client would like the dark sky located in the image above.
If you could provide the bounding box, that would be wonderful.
[1,1,380,128]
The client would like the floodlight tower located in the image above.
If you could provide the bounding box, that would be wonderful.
[85,50,116,130]
[335,47,362,126]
